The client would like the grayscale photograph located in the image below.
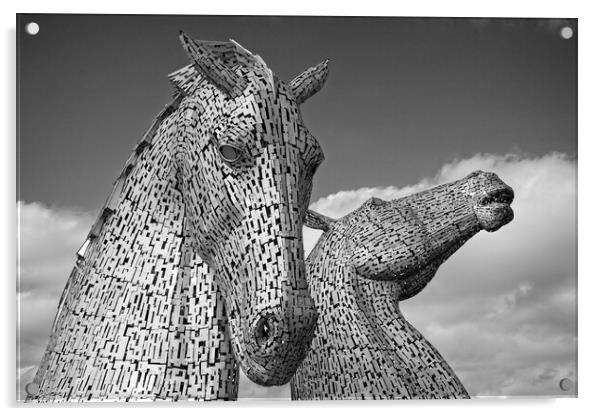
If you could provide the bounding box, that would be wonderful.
[16,14,577,401]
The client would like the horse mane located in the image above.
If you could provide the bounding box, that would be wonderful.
[77,91,184,260]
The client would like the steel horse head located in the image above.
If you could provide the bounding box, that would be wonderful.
[29,34,330,402]
[170,33,329,385]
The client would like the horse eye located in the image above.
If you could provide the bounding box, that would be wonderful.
[218,144,242,163]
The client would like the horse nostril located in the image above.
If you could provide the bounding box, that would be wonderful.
[254,316,272,347]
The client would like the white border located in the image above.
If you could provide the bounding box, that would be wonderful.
[2,1,600,415]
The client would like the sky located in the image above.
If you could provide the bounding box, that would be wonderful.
[16,15,577,400]
[17,15,576,210]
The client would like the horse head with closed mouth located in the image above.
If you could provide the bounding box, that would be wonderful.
[172,33,329,385]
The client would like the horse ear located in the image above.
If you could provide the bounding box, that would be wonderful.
[304,209,334,232]
[179,31,248,98]
[288,59,329,104]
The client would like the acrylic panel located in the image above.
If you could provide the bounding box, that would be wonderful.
[16,14,577,401]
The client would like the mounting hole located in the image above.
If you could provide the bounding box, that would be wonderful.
[25,22,40,36]
[560,26,573,40]
[25,382,40,395]
[559,377,574,391]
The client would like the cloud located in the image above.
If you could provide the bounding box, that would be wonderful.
[304,152,577,397]
[18,201,95,297]
[17,152,577,399]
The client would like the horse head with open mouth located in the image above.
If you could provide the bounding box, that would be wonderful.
[293,170,514,399]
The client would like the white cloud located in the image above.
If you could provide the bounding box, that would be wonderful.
[17,152,577,399]
[18,201,94,297]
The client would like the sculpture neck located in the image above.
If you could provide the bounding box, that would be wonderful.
[30,108,239,401]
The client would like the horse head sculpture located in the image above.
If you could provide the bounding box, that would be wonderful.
[28,34,329,402]
[348,170,514,289]
[170,33,328,385]
[292,171,514,399]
